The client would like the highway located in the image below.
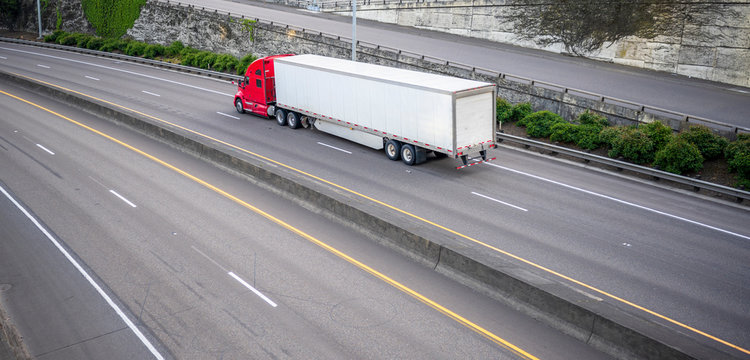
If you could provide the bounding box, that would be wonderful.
[0,82,611,359]
[1,42,749,358]
[171,0,750,127]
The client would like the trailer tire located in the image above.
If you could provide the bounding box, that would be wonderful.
[385,139,401,161]
[287,112,301,129]
[235,98,244,114]
[275,108,287,126]
[401,144,416,166]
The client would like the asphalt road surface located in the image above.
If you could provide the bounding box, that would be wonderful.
[0,41,749,358]
[0,80,611,358]
[174,0,750,128]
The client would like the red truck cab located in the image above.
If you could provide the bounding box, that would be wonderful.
[234,54,293,117]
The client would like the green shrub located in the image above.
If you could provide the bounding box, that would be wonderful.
[576,110,608,128]
[143,44,165,59]
[124,41,147,57]
[519,111,565,138]
[575,124,605,150]
[728,152,750,178]
[84,37,105,50]
[510,102,533,123]
[608,127,655,164]
[496,98,513,124]
[179,46,200,58]
[181,51,202,67]
[642,121,673,151]
[99,38,127,52]
[725,136,750,184]
[550,122,577,143]
[57,33,81,46]
[213,54,239,73]
[654,138,703,174]
[43,30,67,43]
[237,53,258,75]
[75,34,94,47]
[196,51,218,69]
[677,125,728,161]
[164,41,185,57]
[599,126,629,147]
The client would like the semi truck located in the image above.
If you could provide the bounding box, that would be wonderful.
[233,54,497,168]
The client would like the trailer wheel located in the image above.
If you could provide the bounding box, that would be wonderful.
[401,144,416,166]
[385,139,401,161]
[275,108,287,126]
[235,98,244,114]
[287,112,301,129]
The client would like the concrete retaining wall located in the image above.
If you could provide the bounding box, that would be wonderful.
[1,68,740,360]
[319,0,750,88]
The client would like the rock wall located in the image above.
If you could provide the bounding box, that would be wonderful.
[9,0,94,35]
[326,0,750,88]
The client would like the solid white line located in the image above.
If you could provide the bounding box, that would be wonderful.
[85,75,100,81]
[1,46,233,97]
[109,190,137,208]
[317,142,352,154]
[36,64,50,69]
[36,144,55,155]
[0,184,164,360]
[485,162,750,240]
[471,192,528,212]
[228,271,278,307]
[141,90,161,97]
[0,55,7,59]
[216,111,240,120]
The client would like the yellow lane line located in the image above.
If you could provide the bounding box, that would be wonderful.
[0,89,538,360]
[9,73,750,356]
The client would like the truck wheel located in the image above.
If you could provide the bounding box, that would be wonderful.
[235,98,244,114]
[287,112,301,129]
[400,144,416,166]
[385,139,401,161]
[275,108,287,126]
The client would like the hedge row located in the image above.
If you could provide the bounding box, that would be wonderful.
[500,99,749,187]
[43,31,255,75]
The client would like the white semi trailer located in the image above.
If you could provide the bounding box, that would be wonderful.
[234,54,497,168]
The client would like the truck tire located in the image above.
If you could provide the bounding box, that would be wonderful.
[275,108,287,126]
[400,144,416,166]
[287,112,301,129]
[235,98,244,114]
[385,139,401,161]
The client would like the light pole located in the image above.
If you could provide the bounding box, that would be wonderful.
[36,0,42,38]
[351,0,357,61]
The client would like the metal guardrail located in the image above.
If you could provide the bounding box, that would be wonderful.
[497,132,749,203]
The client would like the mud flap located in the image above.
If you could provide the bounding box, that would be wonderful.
[415,147,428,164]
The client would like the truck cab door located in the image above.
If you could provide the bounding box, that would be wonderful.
[249,66,266,106]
